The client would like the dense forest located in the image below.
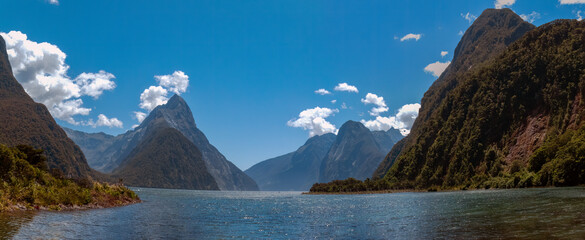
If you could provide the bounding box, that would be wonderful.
[0,145,138,211]
[311,17,585,193]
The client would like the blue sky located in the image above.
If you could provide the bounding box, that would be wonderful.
[1,0,584,170]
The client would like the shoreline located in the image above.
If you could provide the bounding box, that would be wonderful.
[302,189,427,195]
[1,198,141,212]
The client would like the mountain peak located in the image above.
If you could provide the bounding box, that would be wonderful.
[452,8,534,72]
[138,94,196,131]
[0,36,30,100]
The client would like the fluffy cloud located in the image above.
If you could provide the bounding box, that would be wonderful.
[461,12,477,23]
[137,71,189,113]
[400,33,421,42]
[495,0,515,9]
[0,31,117,124]
[361,103,421,136]
[49,0,59,5]
[361,93,389,116]
[577,10,583,21]
[520,11,540,23]
[134,111,147,123]
[85,114,123,128]
[334,83,359,93]
[424,61,451,77]
[441,51,448,57]
[52,99,91,124]
[76,70,116,98]
[155,71,189,95]
[287,107,339,137]
[315,88,331,95]
[559,0,585,4]
[331,99,337,104]
[139,86,169,111]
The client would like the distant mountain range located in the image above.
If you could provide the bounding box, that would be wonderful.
[65,95,258,191]
[0,35,94,179]
[246,121,403,191]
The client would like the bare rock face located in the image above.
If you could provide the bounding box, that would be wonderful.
[0,35,93,179]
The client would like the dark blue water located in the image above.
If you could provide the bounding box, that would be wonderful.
[2,187,585,239]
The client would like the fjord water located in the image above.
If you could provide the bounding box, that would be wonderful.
[2,187,585,239]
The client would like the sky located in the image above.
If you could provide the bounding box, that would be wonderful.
[1,0,584,170]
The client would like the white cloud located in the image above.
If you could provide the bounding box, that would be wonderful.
[315,88,331,95]
[424,61,451,77]
[75,70,116,98]
[361,103,421,136]
[334,83,358,93]
[139,86,169,111]
[341,102,348,109]
[361,93,389,116]
[560,0,585,4]
[461,12,477,23]
[85,114,123,128]
[0,31,116,124]
[331,99,337,104]
[155,71,189,95]
[134,111,147,123]
[400,33,421,42]
[52,99,91,125]
[577,10,583,21]
[441,51,448,57]
[287,107,339,137]
[520,11,541,23]
[48,0,59,5]
[495,0,515,9]
[458,30,464,36]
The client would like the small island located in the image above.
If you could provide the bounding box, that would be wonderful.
[0,145,139,211]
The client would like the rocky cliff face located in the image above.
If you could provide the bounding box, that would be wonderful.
[374,8,536,178]
[379,10,585,188]
[0,35,93,178]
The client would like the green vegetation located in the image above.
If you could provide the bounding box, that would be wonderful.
[0,144,139,211]
[311,20,585,194]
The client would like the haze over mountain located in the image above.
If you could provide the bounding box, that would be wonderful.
[66,95,258,190]
[0,35,93,178]
[319,121,390,183]
[247,121,402,190]
[377,9,585,189]
[246,133,336,191]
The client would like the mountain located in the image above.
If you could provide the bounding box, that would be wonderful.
[62,128,116,171]
[66,95,258,190]
[372,129,405,154]
[319,121,389,182]
[0,35,93,178]
[379,10,585,188]
[374,8,536,179]
[245,133,336,191]
[112,127,218,190]
[246,125,403,191]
